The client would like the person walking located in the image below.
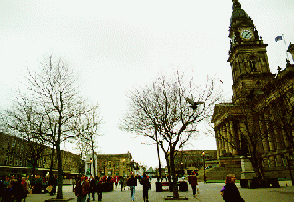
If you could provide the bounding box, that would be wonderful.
[11,176,25,202]
[75,175,89,202]
[84,176,91,202]
[21,177,28,202]
[97,177,103,202]
[140,173,150,202]
[90,176,96,201]
[114,176,119,188]
[188,171,198,197]
[127,174,137,201]
[119,176,125,191]
[220,174,245,202]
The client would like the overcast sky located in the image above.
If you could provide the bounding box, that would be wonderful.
[1,0,294,168]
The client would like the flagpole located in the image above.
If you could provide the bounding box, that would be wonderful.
[282,34,290,61]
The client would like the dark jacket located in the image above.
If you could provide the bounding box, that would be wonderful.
[127,176,137,186]
[222,183,244,202]
[140,176,150,189]
[188,175,198,186]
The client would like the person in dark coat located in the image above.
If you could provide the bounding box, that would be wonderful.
[127,174,137,201]
[89,176,96,201]
[48,175,57,196]
[11,176,25,202]
[220,174,245,202]
[188,172,198,197]
[119,176,125,191]
[140,173,150,202]
[97,177,103,202]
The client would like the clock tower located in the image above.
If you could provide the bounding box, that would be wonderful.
[228,0,274,104]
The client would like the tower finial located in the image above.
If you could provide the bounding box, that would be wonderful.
[232,0,241,10]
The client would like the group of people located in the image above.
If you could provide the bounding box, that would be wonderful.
[0,172,244,202]
[126,173,150,202]
[187,171,244,201]
[74,175,104,202]
[0,175,29,202]
[74,174,151,202]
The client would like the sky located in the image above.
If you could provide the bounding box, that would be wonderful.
[1,0,294,168]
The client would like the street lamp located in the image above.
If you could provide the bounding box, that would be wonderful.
[202,151,206,183]
[181,162,184,177]
[89,158,93,176]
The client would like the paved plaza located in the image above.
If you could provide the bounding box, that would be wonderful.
[25,179,294,202]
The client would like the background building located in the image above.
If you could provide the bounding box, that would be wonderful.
[95,152,134,177]
[174,150,217,176]
[0,132,82,178]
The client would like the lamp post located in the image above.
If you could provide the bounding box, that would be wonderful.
[202,151,206,183]
[89,158,93,176]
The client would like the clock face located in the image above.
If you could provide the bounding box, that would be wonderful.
[241,30,253,39]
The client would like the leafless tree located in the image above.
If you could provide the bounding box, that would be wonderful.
[24,55,86,199]
[1,94,49,177]
[122,72,222,198]
[71,104,102,177]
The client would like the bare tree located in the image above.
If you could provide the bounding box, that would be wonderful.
[122,72,222,199]
[1,94,49,177]
[72,104,102,177]
[25,55,86,199]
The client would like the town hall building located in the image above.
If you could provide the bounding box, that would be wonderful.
[212,0,294,186]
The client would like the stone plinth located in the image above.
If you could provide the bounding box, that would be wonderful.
[240,156,256,179]
[44,198,74,202]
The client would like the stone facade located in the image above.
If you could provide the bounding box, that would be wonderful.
[0,132,82,176]
[174,150,217,175]
[212,0,294,181]
[95,152,134,177]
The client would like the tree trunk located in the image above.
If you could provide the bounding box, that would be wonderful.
[49,146,55,177]
[92,143,96,177]
[170,147,179,199]
[155,129,161,181]
[56,117,63,199]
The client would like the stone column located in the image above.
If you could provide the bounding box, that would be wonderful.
[226,122,233,155]
[264,109,276,167]
[215,127,220,159]
[269,109,284,167]
[222,124,229,155]
[259,115,269,153]
[230,120,238,155]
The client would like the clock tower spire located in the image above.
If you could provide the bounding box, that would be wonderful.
[228,0,274,104]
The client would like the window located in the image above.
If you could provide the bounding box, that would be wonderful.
[4,155,8,166]
[9,156,13,166]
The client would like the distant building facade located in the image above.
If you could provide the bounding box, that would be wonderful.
[174,150,217,176]
[94,152,134,177]
[0,132,82,177]
[212,0,294,182]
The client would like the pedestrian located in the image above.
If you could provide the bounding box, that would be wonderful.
[140,173,150,202]
[127,174,137,201]
[119,176,124,191]
[11,176,25,202]
[75,175,88,202]
[84,176,91,202]
[114,175,119,188]
[220,174,245,202]
[97,177,103,202]
[89,176,96,201]
[0,176,4,202]
[188,171,198,197]
[21,177,28,202]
